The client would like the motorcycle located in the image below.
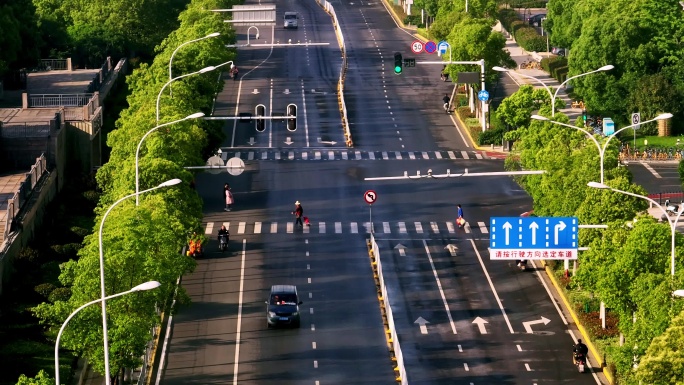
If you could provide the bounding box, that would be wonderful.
[573,352,586,373]
[440,72,449,82]
[516,260,528,271]
[219,233,229,252]
[665,199,680,216]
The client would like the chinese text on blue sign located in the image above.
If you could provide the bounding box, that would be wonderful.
[489,217,578,260]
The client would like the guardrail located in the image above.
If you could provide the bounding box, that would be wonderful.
[29,93,94,108]
[315,0,352,147]
[3,154,48,241]
[370,234,408,385]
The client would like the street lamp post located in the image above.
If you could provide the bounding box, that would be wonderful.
[493,65,614,116]
[98,179,181,384]
[533,113,673,184]
[493,66,553,104]
[135,113,205,205]
[156,66,215,124]
[55,281,161,385]
[169,33,220,81]
[588,181,683,276]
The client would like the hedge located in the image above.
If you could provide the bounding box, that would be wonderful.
[497,8,547,53]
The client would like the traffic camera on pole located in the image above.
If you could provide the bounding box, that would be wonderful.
[286,104,297,132]
[255,104,266,132]
[394,52,403,75]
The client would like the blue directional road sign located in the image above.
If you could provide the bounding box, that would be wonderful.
[478,90,489,102]
[489,217,578,260]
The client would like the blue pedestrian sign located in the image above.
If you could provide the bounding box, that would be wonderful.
[489,217,578,260]
[437,41,449,56]
[478,90,489,102]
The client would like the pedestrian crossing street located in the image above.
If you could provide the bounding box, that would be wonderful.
[204,220,490,235]
[219,149,494,161]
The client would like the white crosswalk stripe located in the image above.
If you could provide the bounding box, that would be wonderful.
[218,149,497,161]
[202,220,490,235]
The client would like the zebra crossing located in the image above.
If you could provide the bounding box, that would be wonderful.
[219,149,493,162]
[203,220,490,235]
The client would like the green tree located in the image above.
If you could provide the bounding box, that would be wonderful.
[15,370,54,385]
[636,308,684,385]
[626,73,683,136]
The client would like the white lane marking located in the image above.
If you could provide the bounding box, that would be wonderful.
[383,222,390,233]
[315,151,321,160]
[517,344,523,351]
[287,222,294,233]
[307,264,310,270]
[309,292,312,298]
[641,162,662,178]
[254,222,262,234]
[310,308,314,314]
[525,363,531,371]
[247,151,254,160]
[319,222,326,233]
[470,239,515,333]
[532,261,568,325]
[205,222,214,234]
[312,342,317,349]
[231,239,247,385]
[238,222,246,234]
[311,324,315,331]
[306,251,309,257]
[308,277,312,283]
[288,151,294,160]
[436,151,443,159]
[395,151,402,159]
[300,78,310,147]
[422,151,429,159]
[448,151,456,159]
[478,221,488,233]
[415,222,423,233]
[355,150,361,159]
[382,151,388,159]
[304,223,310,234]
[423,240,457,334]
[262,151,267,160]
[328,150,334,160]
[447,222,455,233]
[302,151,308,160]
[270,222,277,233]
[457,344,463,352]
[335,222,342,233]
[351,222,358,233]
[464,222,472,233]
[431,222,439,233]
[342,151,348,160]
[463,363,469,371]
[369,151,375,160]
[313,360,318,368]
[409,152,416,160]
[461,151,470,159]
[398,222,407,233]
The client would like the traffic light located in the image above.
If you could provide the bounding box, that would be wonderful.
[286,104,297,132]
[582,109,587,127]
[394,52,403,74]
[255,104,265,132]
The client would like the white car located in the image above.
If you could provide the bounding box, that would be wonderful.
[284,12,298,29]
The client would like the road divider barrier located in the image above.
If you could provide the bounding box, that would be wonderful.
[314,0,352,147]
[368,235,408,384]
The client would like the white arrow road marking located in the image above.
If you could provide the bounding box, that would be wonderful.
[394,243,407,256]
[472,317,489,334]
[502,221,512,245]
[554,221,566,245]
[284,137,293,145]
[283,88,290,94]
[522,316,551,333]
[414,317,429,334]
[444,244,458,256]
[529,221,539,245]
[247,137,256,146]
[252,89,259,94]
[317,137,337,145]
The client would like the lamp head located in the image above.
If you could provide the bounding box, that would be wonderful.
[158,178,182,187]
[655,113,673,120]
[199,66,216,73]
[674,289,684,297]
[492,66,508,72]
[531,115,549,121]
[187,112,205,119]
[131,281,161,292]
[207,32,220,38]
[598,65,614,71]
[587,181,609,189]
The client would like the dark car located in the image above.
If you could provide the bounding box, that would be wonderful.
[528,14,546,27]
[266,285,302,328]
[552,47,567,56]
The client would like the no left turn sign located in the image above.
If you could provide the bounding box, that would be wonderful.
[411,41,423,54]
[364,190,377,205]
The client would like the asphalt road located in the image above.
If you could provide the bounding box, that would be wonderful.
[626,161,681,197]
[159,0,606,384]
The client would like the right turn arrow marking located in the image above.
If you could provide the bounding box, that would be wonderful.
[522,316,551,334]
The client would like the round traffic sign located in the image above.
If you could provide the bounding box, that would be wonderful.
[206,155,224,175]
[631,113,640,125]
[411,41,423,54]
[226,156,245,176]
[364,190,377,205]
[478,90,490,102]
[424,41,437,54]
[437,40,449,55]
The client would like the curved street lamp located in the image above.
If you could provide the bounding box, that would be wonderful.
[494,65,614,116]
[169,33,220,81]
[135,112,205,205]
[493,66,553,105]
[532,113,672,184]
[156,66,216,123]
[55,281,161,385]
[588,181,683,277]
[98,179,181,383]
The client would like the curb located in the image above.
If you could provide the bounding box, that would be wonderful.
[540,260,615,385]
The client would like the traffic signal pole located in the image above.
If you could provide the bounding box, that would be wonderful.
[418,59,487,131]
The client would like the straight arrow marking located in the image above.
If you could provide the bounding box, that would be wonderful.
[472,317,488,334]
[395,243,407,257]
[414,317,429,334]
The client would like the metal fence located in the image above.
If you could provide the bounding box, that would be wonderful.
[0,122,53,138]
[3,154,48,240]
[39,59,68,71]
[28,93,94,108]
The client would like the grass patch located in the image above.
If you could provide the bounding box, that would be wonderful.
[619,133,684,150]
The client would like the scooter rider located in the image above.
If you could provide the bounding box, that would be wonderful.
[218,225,229,241]
[442,94,450,112]
[573,339,588,363]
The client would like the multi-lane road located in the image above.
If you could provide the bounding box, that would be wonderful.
[159,0,608,383]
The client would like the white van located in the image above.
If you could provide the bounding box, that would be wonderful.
[284,12,298,29]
